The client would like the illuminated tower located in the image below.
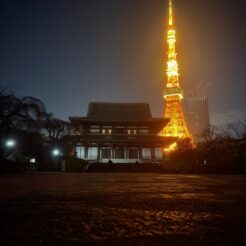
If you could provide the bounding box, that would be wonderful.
[161,0,192,140]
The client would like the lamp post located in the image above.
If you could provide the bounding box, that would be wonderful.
[51,148,62,169]
[4,139,16,159]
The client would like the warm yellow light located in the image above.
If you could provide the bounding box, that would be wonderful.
[160,0,193,143]
[168,0,173,26]
[164,142,177,153]
[163,93,183,100]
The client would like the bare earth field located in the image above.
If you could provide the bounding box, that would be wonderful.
[0,173,246,246]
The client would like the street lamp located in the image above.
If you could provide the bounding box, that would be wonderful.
[5,139,16,148]
[51,148,62,167]
[52,149,61,157]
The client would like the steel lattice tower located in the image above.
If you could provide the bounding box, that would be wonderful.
[160,0,192,140]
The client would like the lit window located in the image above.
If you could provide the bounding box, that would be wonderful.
[76,147,85,159]
[139,129,149,134]
[88,147,98,159]
[90,128,100,134]
[155,148,163,160]
[142,148,151,159]
[127,129,137,134]
[102,129,112,134]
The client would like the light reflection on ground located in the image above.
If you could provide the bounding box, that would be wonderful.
[0,173,246,245]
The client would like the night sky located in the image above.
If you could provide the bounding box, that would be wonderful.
[0,0,246,126]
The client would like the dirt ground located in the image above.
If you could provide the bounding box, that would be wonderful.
[0,173,246,245]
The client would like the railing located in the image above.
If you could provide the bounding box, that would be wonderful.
[74,134,169,144]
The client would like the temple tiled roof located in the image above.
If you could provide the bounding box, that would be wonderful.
[69,102,170,134]
[87,102,152,121]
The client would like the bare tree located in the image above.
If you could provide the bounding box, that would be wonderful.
[0,87,46,132]
[40,113,71,147]
[0,86,46,159]
[199,125,218,143]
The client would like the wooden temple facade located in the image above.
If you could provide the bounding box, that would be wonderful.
[69,102,174,163]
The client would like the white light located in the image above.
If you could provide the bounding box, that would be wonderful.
[30,158,36,163]
[52,149,60,156]
[5,139,16,148]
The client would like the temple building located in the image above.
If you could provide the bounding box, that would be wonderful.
[69,102,174,163]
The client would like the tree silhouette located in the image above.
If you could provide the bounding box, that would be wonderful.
[0,86,46,160]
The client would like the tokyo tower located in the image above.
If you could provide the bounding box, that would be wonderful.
[160,0,192,140]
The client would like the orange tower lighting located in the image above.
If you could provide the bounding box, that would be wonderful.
[160,0,193,141]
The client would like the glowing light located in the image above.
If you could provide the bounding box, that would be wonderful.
[164,142,177,153]
[168,0,173,26]
[164,93,183,100]
[160,0,193,142]
[30,158,36,163]
[5,139,16,148]
[52,149,61,156]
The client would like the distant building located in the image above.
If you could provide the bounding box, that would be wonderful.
[183,96,210,142]
[69,102,174,163]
